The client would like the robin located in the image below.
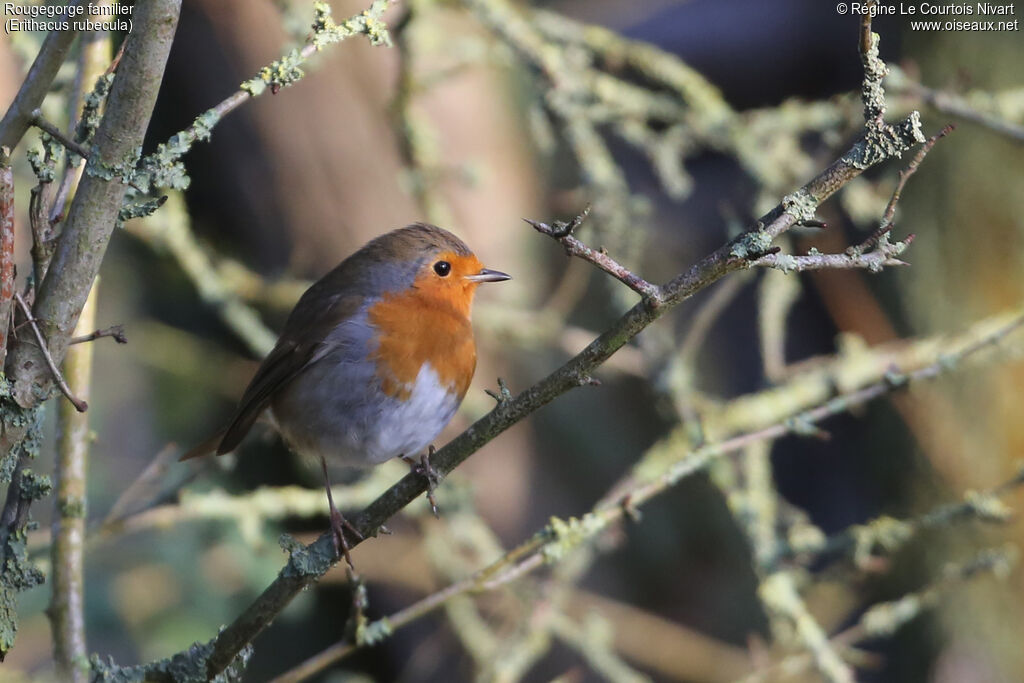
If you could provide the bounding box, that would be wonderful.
[183,223,511,564]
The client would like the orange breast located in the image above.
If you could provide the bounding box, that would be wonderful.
[367,288,477,402]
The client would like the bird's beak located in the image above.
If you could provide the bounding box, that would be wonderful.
[465,268,512,283]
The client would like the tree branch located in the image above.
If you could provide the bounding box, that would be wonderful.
[6,0,181,408]
[0,151,14,370]
[13,293,87,412]
[0,6,81,150]
[525,209,663,302]
[49,285,98,682]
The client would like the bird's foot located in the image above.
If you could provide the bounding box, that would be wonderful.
[403,446,443,518]
[328,504,363,569]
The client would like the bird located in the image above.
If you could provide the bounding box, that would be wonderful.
[182,223,511,565]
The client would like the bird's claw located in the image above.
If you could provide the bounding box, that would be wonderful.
[329,507,363,569]
[404,446,443,518]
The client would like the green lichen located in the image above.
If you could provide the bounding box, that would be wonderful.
[851,515,913,567]
[26,136,61,183]
[0,411,49,659]
[729,229,772,259]
[860,32,888,124]
[241,0,391,94]
[18,469,51,500]
[135,108,223,192]
[963,490,1013,522]
[772,253,798,274]
[118,194,168,225]
[76,73,115,145]
[356,617,393,646]
[279,533,336,578]
[85,146,142,185]
[781,189,819,223]
[540,514,608,564]
[0,527,45,657]
[843,112,926,169]
[241,53,306,96]
[90,640,253,683]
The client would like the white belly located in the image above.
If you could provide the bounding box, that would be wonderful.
[363,363,459,464]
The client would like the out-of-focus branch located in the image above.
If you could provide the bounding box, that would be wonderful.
[395,0,456,227]
[92,470,407,550]
[887,65,1024,143]
[759,572,854,683]
[136,0,394,194]
[49,285,98,683]
[125,192,276,356]
[0,7,80,150]
[774,466,1024,567]
[739,545,1019,683]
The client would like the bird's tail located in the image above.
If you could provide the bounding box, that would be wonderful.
[179,430,227,461]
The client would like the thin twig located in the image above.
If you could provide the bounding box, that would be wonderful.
[751,241,913,272]
[879,124,954,228]
[0,6,81,150]
[14,293,87,412]
[525,210,663,302]
[30,111,92,160]
[70,325,127,345]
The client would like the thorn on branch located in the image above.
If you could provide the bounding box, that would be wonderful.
[14,292,88,412]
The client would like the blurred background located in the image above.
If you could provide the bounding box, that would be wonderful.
[1,0,1023,681]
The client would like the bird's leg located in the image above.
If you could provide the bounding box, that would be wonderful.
[403,445,442,518]
[319,456,363,568]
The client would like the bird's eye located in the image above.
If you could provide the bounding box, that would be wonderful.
[433,260,451,277]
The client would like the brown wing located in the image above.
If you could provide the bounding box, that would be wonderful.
[181,287,365,460]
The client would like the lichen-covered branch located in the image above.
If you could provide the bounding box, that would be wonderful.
[525,210,661,301]
[136,0,393,194]
[739,545,1019,683]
